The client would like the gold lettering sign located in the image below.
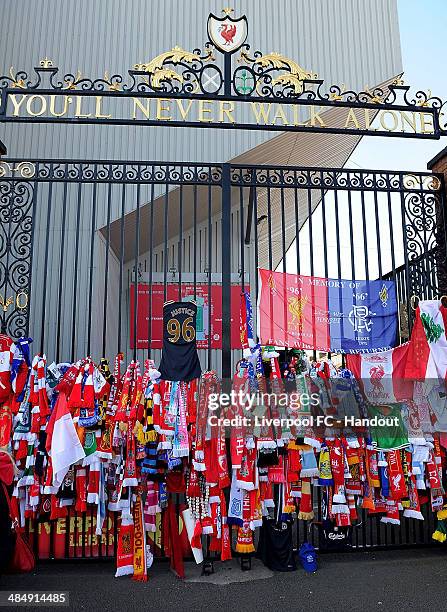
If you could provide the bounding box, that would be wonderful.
[6,93,438,137]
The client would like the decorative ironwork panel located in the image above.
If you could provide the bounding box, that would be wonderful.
[0,160,222,185]
[402,175,442,300]
[0,167,35,338]
[0,10,444,138]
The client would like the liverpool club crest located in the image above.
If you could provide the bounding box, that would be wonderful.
[207,8,248,54]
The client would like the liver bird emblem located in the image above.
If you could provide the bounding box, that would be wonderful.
[219,24,237,46]
[369,365,385,395]
[288,295,308,326]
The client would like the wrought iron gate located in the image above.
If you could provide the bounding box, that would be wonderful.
[0,159,445,370]
[1,157,446,559]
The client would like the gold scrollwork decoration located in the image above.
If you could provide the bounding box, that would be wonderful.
[63,70,82,90]
[39,57,54,68]
[364,85,384,104]
[392,75,405,86]
[15,291,29,311]
[253,52,317,94]
[104,71,121,91]
[423,175,441,191]
[134,46,213,90]
[403,174,440,191]
[417,90,432,107]
[0,295,14,313]
[0,161,36,179]
[403,174,419,189]
[0,161,36,178]
[329,84,346,101]
[15,161,36,178]
[8,67,25,89]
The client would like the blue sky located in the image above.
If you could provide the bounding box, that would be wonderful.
[286,1,447,277]
[349,0,447,171]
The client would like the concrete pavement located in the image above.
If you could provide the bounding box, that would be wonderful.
[1,548,446,612]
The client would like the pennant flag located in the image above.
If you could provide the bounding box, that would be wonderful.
[346,344,413,404]
[257,268,397,352]
[47,393,85,489]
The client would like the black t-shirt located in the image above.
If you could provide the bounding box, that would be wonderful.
[158,301,202,382]
[257,519,297,571]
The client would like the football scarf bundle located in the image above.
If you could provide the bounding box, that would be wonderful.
[69,362,97,428]
[8,321,447,579]
[29,356,50,433]
[10,336,32,411]
[194,371,218,470]
[0,334,13,404]
[173,382,189,458]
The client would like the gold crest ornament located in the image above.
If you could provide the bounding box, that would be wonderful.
[379,284,388,307]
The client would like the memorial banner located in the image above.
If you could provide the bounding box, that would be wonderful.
[257,269,397,352]
[130,283,249,350]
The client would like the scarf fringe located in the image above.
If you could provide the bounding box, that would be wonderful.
[333,492,347,504]
[332,503,349,515]
[298,510,314,521]
[122,477,139,488]
[236,479,255,491]
[115,564,134,577]
[300,467,319,478]
[245,437,255,450]
[257,440,277,450]
[403,509,424,520]
[235,542,255,554]
[381,517,400,525]
[87,492,99,504]
[18,475,34,487]
[82,453,99,467]
[96,450,113,460]
[304,437,321,450]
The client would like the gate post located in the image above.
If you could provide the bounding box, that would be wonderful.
[428,149,447,295]
[221,163,232,379]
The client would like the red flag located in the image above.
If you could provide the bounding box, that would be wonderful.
[257,268,330,350]
[346,344,413,404]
